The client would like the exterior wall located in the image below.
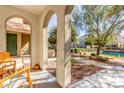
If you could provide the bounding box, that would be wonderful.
[17,33,21,56]
[21,33,31,55]
[0,6,39,67]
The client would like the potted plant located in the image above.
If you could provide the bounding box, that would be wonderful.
[33,64,41,70]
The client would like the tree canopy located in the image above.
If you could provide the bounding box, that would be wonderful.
[48,26,57,45]
[72,5,124,55]
[48,6,124,55]
[48,24,79,48]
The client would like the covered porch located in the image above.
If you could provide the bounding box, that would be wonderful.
[0,5,74,87]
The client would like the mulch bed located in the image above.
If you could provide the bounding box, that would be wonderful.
[47,61,103,86]
[47,55,124,87]
[70,63,103,84]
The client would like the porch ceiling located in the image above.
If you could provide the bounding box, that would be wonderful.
[11,5,48,15]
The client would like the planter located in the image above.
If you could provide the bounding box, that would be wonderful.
[33,64,41,70]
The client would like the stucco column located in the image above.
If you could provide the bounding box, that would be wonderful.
[17,33,21,56]
[42,27,48,69]
[0,20,6,52]
[56,14,71,87]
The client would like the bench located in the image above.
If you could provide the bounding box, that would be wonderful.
[0,52,16,77]
[0,52,32,88]
[0,66,32,88]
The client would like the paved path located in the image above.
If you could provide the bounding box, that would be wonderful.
[68,57,124,88]
[3,57,124,88]
[2,57,60,88]
[3,70,61,88]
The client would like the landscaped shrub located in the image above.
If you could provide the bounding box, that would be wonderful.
[71,48,77,53]
[75,48,79,53]
[75,48,82,53]
[71,48,75,53]
[71,48,85,53]
[71,58,77,65]
[91,53,96,56]
[96,56,108,62]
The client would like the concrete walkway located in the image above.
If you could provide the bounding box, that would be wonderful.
[2,57,61,88]
[3,70,61,88]
[3,57,124,88]
[68,57,124,88]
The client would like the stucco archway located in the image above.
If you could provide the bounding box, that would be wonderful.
[38,5,74,88]
[41,10,57,69]
[43,10,56,28]
[5,15,32,66]
[41,10,58,80]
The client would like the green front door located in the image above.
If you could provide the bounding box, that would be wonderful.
[7,33,17,56]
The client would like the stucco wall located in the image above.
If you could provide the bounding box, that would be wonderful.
[21,33,30,54]
[0,5,39,66]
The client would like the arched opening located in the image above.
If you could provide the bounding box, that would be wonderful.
[42,11,57,77]
[47,14,57,77]
[41,6,75,87]
[5,16,32,67]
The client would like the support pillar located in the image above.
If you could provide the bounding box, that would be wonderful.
[42,27,48,69]
[17,33,21,56]
[56,14,71,87]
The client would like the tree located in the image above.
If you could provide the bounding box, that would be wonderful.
[105,6,124,19]
[84,34,96,48]
[48,26,57,48]
[48,25,79,47]
[71,6,84,36]
[82,5,124,55]
[48,26,57,56]
[48,24,79,55]
[71,24,79,47]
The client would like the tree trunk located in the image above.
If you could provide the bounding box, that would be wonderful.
[55,49,57,57]
[90,44,92,48]
[97,45,101,55]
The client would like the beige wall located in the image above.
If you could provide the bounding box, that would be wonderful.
[21,33,31,55]
[0,6,39,67]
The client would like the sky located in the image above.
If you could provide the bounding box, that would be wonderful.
[48,14,57,36]
[74,5,86,37]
